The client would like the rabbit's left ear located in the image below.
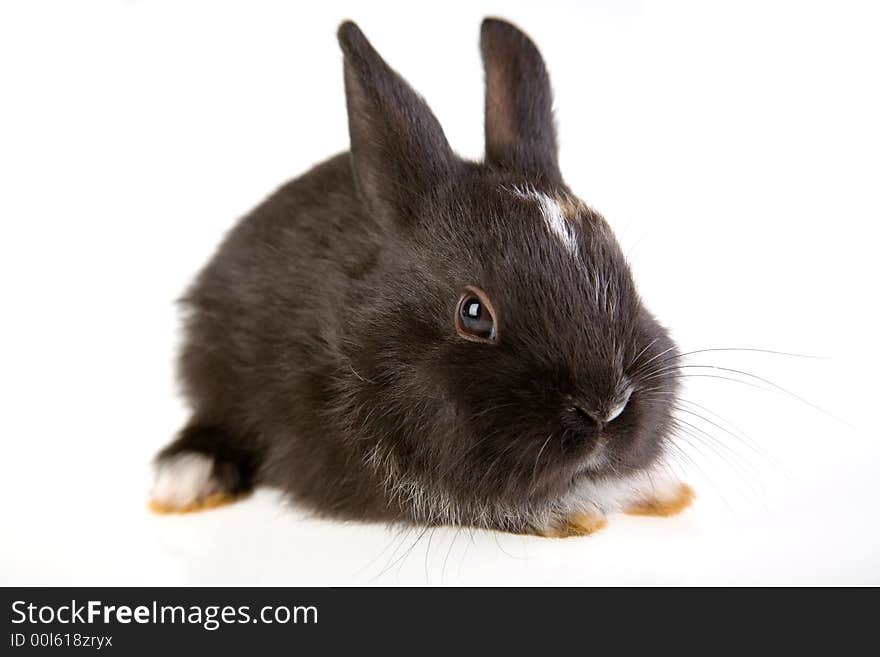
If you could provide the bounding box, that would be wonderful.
[480,18,560,182]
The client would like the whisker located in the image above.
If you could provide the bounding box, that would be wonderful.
[423,526,437,584]
[675,398,792,476]
[457,525,479,579]
[661,372,788,395]
[641,392,776,466]
[441,527,462,584]
[663,438,736,513]
[676,346,827,359]
[355,524,409,579]
[371,526,417,582]
[493,531,528,561]
[529,434,554,492]
[377,524,430,580]
[670,428,762,504]
[628,337,659,370]
[629,344,680,378]
[648,364,850,427]
[671,416,761,478]
[638,346,828,378]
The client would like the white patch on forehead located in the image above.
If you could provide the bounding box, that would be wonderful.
[536,193,578,256]
[507,185,579,257]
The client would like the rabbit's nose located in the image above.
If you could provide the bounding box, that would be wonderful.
[574,405,606,431]
[572,387,633,429]
[603,387,633,423]
[571,403,608,431]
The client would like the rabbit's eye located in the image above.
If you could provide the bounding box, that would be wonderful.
[455,287,498,344]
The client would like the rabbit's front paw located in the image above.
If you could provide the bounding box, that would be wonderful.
[539,513,608,538]
[624,483,694,518]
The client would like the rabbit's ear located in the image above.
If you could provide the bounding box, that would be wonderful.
[480,18,560,181]
[338,21,458,223]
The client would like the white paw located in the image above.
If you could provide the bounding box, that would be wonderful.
[150,452,220,512]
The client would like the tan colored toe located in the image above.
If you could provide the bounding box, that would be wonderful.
[624,483,695,517]
[541,513,608,538]
[148,491,246,515]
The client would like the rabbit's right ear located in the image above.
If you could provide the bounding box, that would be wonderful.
[338,22,458,225]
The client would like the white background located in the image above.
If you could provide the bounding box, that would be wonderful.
[1,0,878,585]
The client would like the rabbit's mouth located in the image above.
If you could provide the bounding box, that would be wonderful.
[578,437,608,474]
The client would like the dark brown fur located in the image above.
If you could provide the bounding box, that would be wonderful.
[156,19,679,533]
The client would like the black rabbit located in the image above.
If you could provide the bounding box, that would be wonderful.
[151,18,692,537]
